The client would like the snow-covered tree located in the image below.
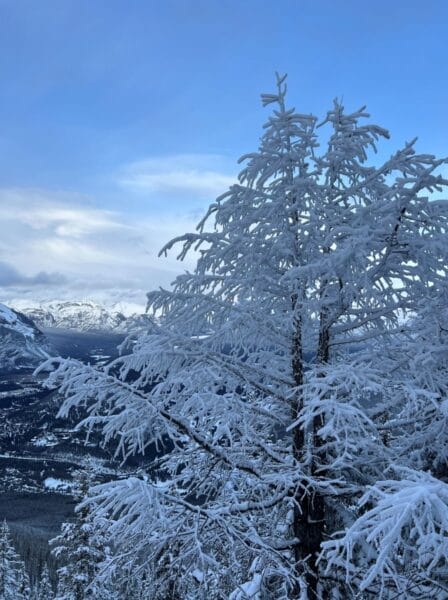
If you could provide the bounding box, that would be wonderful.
[111,567,155,600]
[376,285,448,476]
[322,468,448,598]
[43,75,448,598]
[52,470,114,600]
[34,563,54,600]
[0,520,30,600]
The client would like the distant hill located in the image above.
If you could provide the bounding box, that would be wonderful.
[0,303,53,368]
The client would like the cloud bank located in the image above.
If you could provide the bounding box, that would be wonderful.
[0,261,67,287]
[0,153,238,307]
[0,186,201,307]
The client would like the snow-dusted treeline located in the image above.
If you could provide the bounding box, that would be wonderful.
[42,75,448,598]
[0,520,54,600]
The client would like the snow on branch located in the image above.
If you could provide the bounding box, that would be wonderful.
[321,469,448,596]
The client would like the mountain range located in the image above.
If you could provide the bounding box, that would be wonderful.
[14,301,153,334]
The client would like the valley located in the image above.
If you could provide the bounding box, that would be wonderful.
[0,328,128,579]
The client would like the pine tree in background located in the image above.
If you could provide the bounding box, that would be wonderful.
[0,520,30,600]
[51,470,114,600]
[34,563,54,600]
[45,75,448,598]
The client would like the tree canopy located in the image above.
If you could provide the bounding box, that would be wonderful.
[45,74,448,599]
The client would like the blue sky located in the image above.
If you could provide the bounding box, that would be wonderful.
[0,0,447,309]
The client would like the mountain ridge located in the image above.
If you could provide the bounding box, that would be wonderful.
[0,303,53,368]
[16,300,152,334]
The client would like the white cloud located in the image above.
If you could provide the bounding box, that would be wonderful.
[118,153,236,200]
[0,188,130,238]
[34,237,112,265]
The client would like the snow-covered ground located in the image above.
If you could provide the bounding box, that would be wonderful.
[43,477,72,492]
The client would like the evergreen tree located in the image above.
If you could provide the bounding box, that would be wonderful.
[34,563,54,600]
[52,470,113,600]
[45,75,448,598]
[0,520,30,600]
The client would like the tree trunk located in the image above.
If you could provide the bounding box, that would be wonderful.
[290,304,327,599]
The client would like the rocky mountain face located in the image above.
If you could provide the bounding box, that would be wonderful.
[0,304,53,368]
[19,307,56,329]
[19,301,152,334]
[114,311,155,334]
